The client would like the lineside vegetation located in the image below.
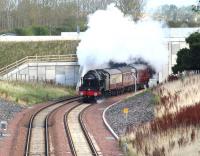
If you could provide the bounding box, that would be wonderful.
[121,75,200,156]
[0,80,76,106]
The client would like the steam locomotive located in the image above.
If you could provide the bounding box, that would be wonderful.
[79,64,150,100]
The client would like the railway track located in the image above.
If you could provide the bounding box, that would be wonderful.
[65,104,101,156]
[24,97,80,156]
[24,96,101,156]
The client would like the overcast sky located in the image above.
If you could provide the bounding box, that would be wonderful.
[146,0,197,9]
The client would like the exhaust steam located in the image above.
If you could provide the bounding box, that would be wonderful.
[77,3,168,76]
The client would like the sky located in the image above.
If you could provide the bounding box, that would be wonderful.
[146,0,197,9]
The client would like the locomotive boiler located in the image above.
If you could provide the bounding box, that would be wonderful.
[79,64,150,99]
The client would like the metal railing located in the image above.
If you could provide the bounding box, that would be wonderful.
[0,54,78,76]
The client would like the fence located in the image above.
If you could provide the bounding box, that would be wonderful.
[0,54,78,77]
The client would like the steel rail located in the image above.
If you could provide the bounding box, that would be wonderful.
[44,97,81,156]
[64,104,99,156]
[64,105,81,156]
[79,105,99,156]
[24,96,80,156]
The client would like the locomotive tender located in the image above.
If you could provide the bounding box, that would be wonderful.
[79,64,150,99]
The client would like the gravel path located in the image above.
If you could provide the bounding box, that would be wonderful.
[0,98,25,122]
[105,91,155,136]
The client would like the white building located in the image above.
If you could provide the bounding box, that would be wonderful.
[163,28,200,80]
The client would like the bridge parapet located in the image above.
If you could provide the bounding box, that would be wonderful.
[0,54,80,86]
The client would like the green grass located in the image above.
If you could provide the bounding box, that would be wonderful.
[119,137,137,156]
[150,92,160,106]
[0,80,76,106]
[0,40,79,68]
[122,90,153,103]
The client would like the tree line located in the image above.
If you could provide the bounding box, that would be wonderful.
[0,0,145,35]
[153,5,200,27]
[1,1,199,35]
[172,32,200,73]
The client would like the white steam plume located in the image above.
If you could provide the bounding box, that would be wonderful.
[77,4,168,75]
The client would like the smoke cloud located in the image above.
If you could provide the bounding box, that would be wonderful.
[108,57,156,77]
[77,4,168,75]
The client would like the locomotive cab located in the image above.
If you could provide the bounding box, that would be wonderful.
[79,70,105,98]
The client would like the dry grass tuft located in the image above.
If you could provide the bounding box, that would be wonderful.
[122,75,200,156]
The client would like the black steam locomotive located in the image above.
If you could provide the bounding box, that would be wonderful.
[79,64,150,100]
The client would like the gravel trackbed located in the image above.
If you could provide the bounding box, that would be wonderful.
[105,91,155,136]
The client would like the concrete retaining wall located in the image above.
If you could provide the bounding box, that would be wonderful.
[3,62,80,86]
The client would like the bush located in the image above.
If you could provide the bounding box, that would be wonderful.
[32,26,49,35]
[14,26,50,36]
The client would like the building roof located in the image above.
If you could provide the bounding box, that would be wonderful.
[164,27,200,38]
[61,28,200,40]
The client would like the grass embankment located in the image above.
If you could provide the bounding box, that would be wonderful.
[0,40,79,68]
[0,80,76,106]
[121,75,200,156]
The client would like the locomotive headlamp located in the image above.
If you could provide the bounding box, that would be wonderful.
[80,92,84,96]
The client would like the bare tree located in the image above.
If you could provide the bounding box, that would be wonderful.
[154,5,200,27]
[116,0,146,21]
[0,0,146,32]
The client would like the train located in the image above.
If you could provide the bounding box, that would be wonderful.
[79,64,150,100]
